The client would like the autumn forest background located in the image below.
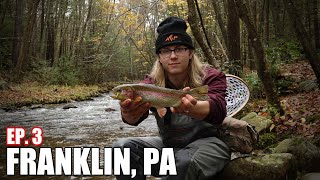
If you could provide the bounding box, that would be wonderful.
[0,0,319,137]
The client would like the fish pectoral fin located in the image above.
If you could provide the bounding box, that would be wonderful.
[132,96,142,102]
[156,108,167,118]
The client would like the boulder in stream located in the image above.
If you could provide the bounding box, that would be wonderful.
[30,104,43,109]
[105,107,116,112]
[63,104,78,109]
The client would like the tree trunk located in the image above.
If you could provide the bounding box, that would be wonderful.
[234,0,284,115]
[313,0,320,49]
[77,0,93,65]
[304,0,312,36]
[283,0,320,88]
[53,0,64,66]
[211,0,228,47]
[186,0,219,68]
[46,0,54,66]
[0,0,10,32]
[270,0,283,39]
[227,0,241,75]
[248,38,255,70]
[264,0,270,44]
[38,0,46,60]
[15,0,40,73]
[12,0,24,67]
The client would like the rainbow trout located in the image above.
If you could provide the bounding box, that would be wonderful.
[111,84,209,117]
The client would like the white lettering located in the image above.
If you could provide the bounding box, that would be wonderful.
[91,148,103,175]
[6,147,143,176]
[144,148,159,175]
[104,148,112,175]
[37,148,54,175]
[6,148,19,175]
[55,148,72,175]
[20,148,37,175]
[113,148,130,175]
[73,148,91,175]
[159,148,176,175]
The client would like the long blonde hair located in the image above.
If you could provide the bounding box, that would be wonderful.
[149,53,210,88]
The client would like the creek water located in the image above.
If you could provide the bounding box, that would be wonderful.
[0,93,158,179]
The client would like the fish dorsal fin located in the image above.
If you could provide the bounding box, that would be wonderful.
[190,85,208,94]
[189,85,209,100]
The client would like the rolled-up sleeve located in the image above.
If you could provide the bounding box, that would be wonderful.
[202,68,227,124]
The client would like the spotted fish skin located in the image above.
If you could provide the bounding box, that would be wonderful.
[111,84,209,108]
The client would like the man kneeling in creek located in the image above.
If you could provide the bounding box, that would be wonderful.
[112,16,231,180]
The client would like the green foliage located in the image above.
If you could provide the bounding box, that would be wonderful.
[243,72,264,99]
[266,104,279,117]
[256,133,279,149]
[0,18,15,71]
[265,39,300,78]
[275,77,296,95]
[306,114,320,124]
[27,57,81,86]
[265,39,301,64]
[50,57,80,86]
[264,39,301,95]
[222,59,242,76]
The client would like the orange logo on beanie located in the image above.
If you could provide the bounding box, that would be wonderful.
[165,34,178,42]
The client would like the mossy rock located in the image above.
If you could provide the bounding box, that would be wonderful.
[273,138,320,172]
[241,112,273,133]
[256,132,279,149]
[218,153,296,180]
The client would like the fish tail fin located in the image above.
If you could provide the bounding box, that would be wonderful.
[190,85,209,101]
[157,108,167,118]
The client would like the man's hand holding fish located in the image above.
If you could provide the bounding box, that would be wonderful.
[169,87,210,120]
[119,98,150,125]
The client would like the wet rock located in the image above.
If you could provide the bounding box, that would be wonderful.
[1,107,13,112]
[63,104,78,109]
[273,138,320,172]
[0,108,6,113]
[241,112,273,133]
[218,153,296,180]
[30,104,43,109]
[105,107,116,112]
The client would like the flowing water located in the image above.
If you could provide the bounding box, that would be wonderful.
[0,94,158,179]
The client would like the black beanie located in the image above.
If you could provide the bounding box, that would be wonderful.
[155,16,194,54]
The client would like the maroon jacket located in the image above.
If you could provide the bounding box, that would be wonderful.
[122,67,227,147]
